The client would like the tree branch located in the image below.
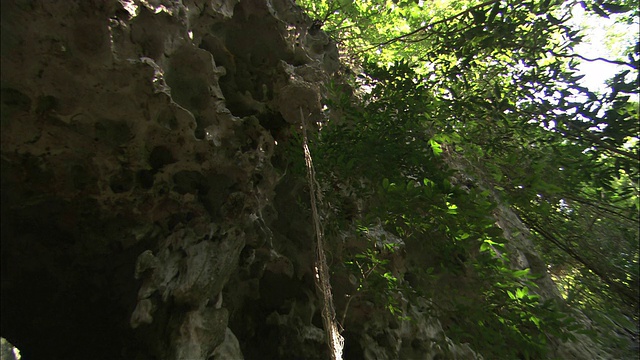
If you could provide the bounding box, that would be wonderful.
[360,0,500,52]
[518,212,637,305]
[549,51,636,69]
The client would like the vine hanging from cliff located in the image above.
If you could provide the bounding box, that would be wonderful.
[300,107,345,360]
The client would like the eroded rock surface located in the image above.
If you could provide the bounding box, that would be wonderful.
[2,1,579,360]
[1,0,336,359]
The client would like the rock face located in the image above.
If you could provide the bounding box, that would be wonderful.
[0,338,20,360]
[0,1,599,360]
[1,0,336,359]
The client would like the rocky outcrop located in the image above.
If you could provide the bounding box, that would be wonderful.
[1,1,599,359]
[0,338,20,360]
[1,0,336,359]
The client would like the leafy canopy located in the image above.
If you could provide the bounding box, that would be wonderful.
[294,0,638,358]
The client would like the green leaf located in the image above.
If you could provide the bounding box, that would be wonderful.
[513,269,531,278]
[487,1,501,24]
[429,138,443,156]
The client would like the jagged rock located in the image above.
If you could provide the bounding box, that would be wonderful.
[2,0,582,359]
[211,328,244,360]
[0,338,20,360]
[1,0,337,359]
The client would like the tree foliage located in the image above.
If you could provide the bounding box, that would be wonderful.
[295,0,638,358]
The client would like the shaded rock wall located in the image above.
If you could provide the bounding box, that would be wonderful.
[0,338,20,360]
[1,1,586,360]
[1,0,337,359]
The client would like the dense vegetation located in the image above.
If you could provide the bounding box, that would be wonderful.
[294,0,638,358]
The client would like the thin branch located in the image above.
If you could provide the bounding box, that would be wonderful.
[549,51,636,68]
[563,193,638,223]
[359,0,500,52]
[564,121,638,161]
[518,212,637,305]
[340,293,356,332]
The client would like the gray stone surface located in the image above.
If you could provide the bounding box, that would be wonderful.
[1,0,336,358]
[211,327,244,360]
[0,338,20,360]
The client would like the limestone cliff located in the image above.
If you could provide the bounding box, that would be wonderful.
[1,0,336,358]
[0,1,610,360]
